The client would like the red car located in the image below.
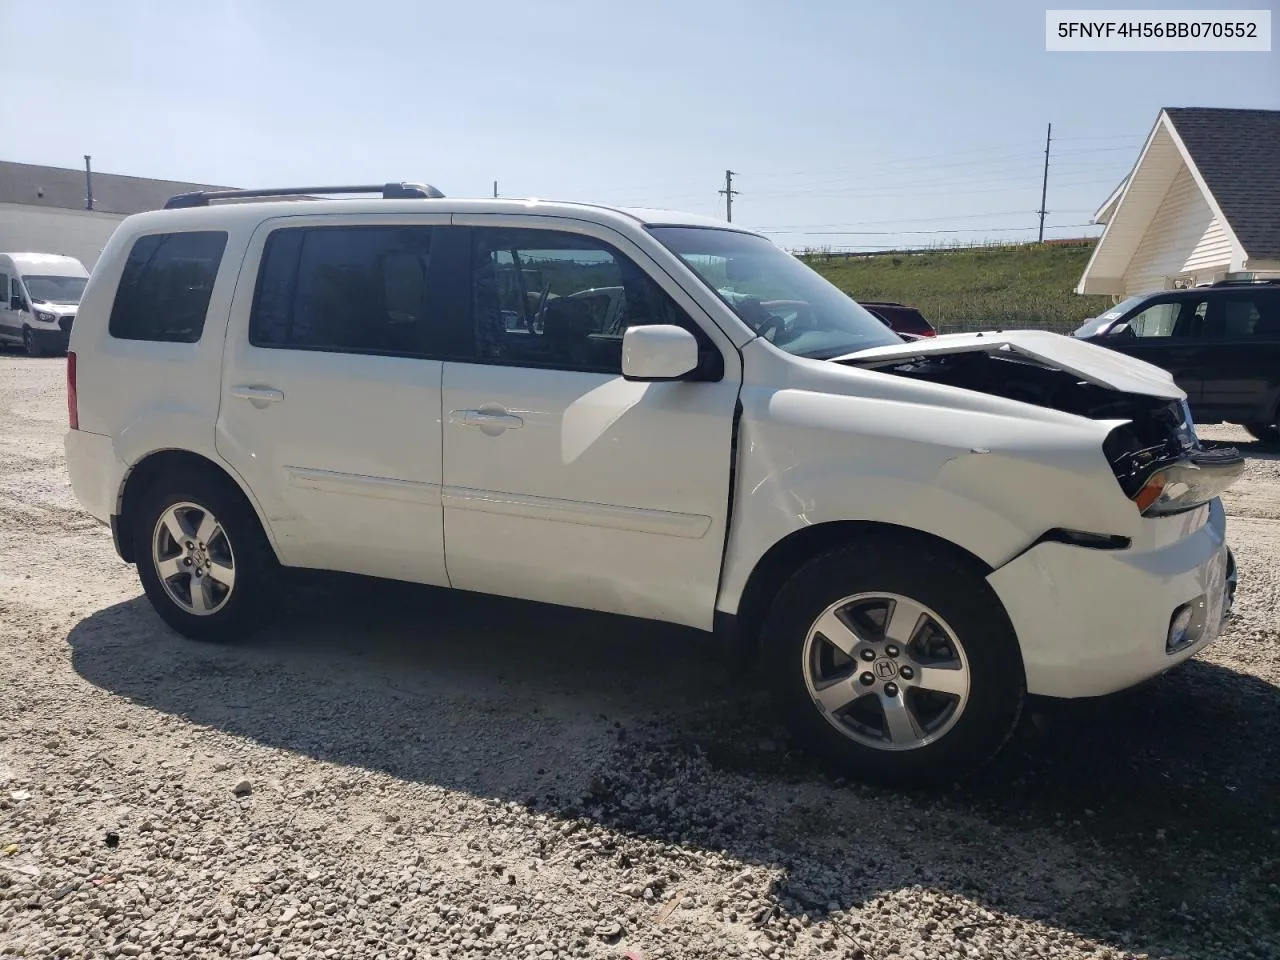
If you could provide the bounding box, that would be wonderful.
[859,301,937,338]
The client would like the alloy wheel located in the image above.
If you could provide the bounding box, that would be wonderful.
[802,592,971,751]
[151,501,236,616]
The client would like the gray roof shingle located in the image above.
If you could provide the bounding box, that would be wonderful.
[1164,107,1280,261]
[0,160,232,216]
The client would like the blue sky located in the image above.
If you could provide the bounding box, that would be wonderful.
[4,0,1277,249]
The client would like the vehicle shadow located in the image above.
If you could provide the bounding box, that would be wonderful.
[68,579,1280,959]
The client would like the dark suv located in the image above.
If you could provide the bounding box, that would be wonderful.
[1074,280,1280,440]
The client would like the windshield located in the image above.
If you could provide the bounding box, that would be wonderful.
[1074,294,1147,336]
[648,227,902,359]
[1072,315,1112,337]
[22,275,87,305]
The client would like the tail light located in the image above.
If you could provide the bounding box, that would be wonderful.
[67,351,79,430]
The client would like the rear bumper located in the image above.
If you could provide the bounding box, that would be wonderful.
[65,429,122,526]
[989,498,1233,699]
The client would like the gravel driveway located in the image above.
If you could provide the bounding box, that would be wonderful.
[2,353,1278,960]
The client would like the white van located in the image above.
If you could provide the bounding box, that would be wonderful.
[0,252,89,355]
[64,183,1243,785]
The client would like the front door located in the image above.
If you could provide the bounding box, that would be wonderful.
[439,220,741,629]
[216,214,464,586]
[1101,294,1211,408]
[0,273,18,344]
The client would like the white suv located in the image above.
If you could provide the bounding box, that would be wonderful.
[65,183,1243,784]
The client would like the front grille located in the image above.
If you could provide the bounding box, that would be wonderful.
[58,316,73,333]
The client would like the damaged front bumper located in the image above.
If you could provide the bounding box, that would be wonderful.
[988,497,1235,699]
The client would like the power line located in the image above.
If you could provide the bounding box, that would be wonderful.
[738,175,1119,203]
[609,160,1128,205]
[759,209,1098,230]
[1053,133,1145,141]
[600,143,1137,200]
[777,223,1097,236]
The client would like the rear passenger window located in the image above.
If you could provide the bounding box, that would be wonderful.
[109,232,227,342]
[250,226,441,357]
[1211,294,1280,340]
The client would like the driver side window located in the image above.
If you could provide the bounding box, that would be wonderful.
[470,227,712,374]
[1120,299,1207,338]
[1124,301,1179,338]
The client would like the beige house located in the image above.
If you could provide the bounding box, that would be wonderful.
[1077,108,1280,298]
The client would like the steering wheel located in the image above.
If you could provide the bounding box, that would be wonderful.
[756,313,787,342]
[530,283,551,334]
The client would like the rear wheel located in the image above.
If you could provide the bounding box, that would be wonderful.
[133,471,279,642]
[762,537,1025,786]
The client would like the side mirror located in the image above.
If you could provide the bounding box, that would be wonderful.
[9,297,23,311]
[622,324,699,382]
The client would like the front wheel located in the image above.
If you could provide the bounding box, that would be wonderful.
[23,328,43,357]
[1243,418,1279,443]
[762,538,1025,786]
[133,471,280,642]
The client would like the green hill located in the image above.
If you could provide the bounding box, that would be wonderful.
[802,241,1113,334]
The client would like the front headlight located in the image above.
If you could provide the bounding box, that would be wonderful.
[35,310,56,323]
[1132,448,1245,515]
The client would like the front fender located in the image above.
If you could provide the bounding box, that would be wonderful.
[715,384,1140,615]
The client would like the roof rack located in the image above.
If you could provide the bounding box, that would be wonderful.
[163,182,445,209]
[1209,277,1280,287]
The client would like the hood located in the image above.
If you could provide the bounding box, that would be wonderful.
[834,329,1183,401]
[32,302,77,316]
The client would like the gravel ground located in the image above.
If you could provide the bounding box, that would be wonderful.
[2,353,1278,960]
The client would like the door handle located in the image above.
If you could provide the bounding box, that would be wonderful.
[231,385,285,404]
[451,408,524,431]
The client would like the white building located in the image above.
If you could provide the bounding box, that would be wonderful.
[1077,108,1280,298]
[0,160,228,269]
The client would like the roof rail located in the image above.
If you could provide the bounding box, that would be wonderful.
[1209,277,1280,287]
[163,182,445,209]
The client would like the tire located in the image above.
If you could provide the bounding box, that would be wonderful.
[133,470,280,642]
[23,328,43,357]
[1243,419,1279,443]
[761,537,1025,787]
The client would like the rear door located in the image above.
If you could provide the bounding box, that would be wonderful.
[1196,289,1280,423]
[1098,293,1211,406]
[216,213,466,585]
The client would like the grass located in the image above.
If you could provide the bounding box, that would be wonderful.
[801,241,1113,334]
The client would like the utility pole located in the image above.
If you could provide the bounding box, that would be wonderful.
[719,169,738,222]
[1036,123,1051,242]
[84,155,94,211]
[493,181,498,198]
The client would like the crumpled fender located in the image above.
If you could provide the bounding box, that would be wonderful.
[715,376,1141,616]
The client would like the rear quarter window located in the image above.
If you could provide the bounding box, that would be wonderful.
[108,231,228,343]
